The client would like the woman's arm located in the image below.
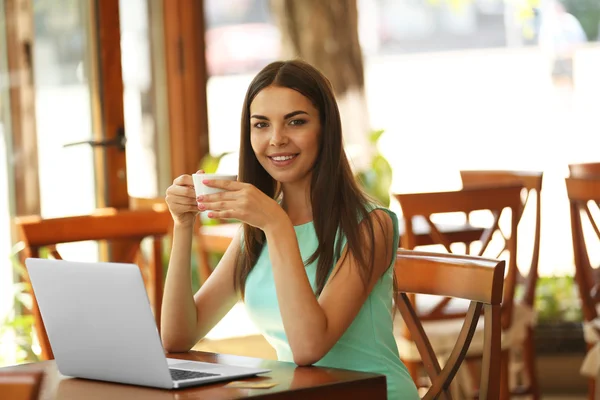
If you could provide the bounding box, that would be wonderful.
[160,223,242,352]
[267,210,394,365]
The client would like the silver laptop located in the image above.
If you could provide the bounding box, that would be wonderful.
[25,258,270,389]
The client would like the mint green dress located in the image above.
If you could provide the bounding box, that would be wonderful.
[244,207,419,399]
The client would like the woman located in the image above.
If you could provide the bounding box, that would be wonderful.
[162,60,419,398]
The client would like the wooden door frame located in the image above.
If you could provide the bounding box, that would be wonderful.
[5,0,130,218]
[92,0,129,210]
[6,0,211,220]
[163,0,209,180]
[4,0,39,218]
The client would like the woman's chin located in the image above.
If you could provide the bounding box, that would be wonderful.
[270,171,312,187]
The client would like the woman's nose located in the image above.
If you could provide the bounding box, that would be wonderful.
[269,127,288,146]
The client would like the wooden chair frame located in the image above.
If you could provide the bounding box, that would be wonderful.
[395,250,504,400]
[460,170,542,308]
[0,370,44,400]
[569,162,600,179]
[459,170,543,398]
[395,185,521,324]
[566,177,600,400]
[395,184,522,399]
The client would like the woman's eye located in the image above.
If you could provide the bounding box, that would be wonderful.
[254,122,269,129]
[289,119,306,126]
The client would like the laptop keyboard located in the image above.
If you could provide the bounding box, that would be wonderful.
[170,368,220,381]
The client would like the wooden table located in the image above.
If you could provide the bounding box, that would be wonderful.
[200,217,484,254]
[3,351,387,399]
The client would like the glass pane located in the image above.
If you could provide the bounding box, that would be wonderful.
[120,0,160,198]
[204,0,280,170]
[33,0,97,260]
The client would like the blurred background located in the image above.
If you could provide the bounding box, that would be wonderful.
[1,0,599,397]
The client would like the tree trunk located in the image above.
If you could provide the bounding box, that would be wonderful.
[270,0,372,171]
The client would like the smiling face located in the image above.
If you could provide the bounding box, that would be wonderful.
[249,85,321,187]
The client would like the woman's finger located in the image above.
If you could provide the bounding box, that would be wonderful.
[167,185,196,198]
[198,190,239,202]
[202,179,243,191]
[200,200,235,212]
[173,174,194,186]
[166,190,196,201]
[168,197,198,207]
[206,210,235,220]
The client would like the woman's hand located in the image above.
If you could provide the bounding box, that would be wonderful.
[165,170,203,227]
[197,179,286,231]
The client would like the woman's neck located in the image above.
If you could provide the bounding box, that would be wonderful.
[280,180,312,226]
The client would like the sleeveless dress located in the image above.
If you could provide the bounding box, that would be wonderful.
[244,206,419,399]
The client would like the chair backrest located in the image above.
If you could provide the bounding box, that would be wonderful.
[14,208,173,360]
[395,185,522,328]
[395,250,504,400]
[569,162,600,179]
[459,170,543,306]
[565,177,600,322]
[15,208,172,254]
[0,370,44,400]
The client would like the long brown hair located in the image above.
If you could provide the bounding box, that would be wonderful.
[235,59,387,298]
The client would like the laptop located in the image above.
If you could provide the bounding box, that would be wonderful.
[25,258,270,389]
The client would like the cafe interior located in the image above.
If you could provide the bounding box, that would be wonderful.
[1,0,600,398]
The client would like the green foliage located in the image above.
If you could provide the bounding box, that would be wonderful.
[561,0,600,41]
[0,243,41,365]
[199,152,231,174]
[355,130,393,207]
[535,275,582,323]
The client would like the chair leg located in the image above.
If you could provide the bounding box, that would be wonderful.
[591,377,597,400]
[500,349,510,400]
[404,360,420,387]
[152,237,164,331]
[31,293,54,360]
[522,327,540,399]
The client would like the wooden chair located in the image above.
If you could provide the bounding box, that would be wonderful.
[569,162,600,179]
[459,170,543,399]
[459,170,543,303]
[395,249,504,400]
[394,184,525,399]
[14,208,173,360]
[565,177,600,400]
[0,370,44,400]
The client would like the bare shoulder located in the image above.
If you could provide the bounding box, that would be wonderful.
[359,208,394,241]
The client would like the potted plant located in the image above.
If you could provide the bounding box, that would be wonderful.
[534,275,586,354]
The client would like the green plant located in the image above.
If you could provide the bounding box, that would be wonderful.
[199,152,231,174]
[0,243,41,365]
[561,0,600,41]
[355,130,393,207]
[535,275,582,323]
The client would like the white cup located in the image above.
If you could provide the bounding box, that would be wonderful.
[192,173,238,197]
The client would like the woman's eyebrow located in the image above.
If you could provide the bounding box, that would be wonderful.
[284,110,308,119]
[250,110,309,121]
